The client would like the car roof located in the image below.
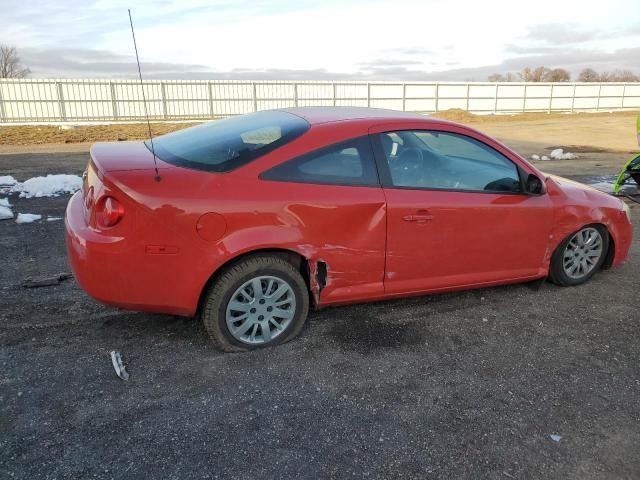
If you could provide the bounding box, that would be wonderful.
[280,106,449,126]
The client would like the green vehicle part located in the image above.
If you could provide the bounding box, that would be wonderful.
[612,113,640,193]
[613,153,640,193]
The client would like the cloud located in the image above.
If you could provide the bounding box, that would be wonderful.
[20,47,212,78]
[522,23,604,45]
[358,58,424,68]
[14,44,640,81]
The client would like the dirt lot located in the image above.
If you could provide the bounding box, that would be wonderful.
[1,114,639,479]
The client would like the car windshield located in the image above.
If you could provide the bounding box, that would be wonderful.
[146,110,309,172]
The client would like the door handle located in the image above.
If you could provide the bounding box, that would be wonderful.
[402,213,433,223]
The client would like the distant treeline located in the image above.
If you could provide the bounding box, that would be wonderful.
[488,67,639,82]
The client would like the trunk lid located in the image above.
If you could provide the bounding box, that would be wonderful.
[90,141,174,172]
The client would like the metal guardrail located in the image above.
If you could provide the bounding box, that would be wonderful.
[0,79,638,123]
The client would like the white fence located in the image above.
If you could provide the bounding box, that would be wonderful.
[1,79,639,123]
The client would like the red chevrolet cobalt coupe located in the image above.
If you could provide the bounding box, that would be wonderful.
[66,108,633,351]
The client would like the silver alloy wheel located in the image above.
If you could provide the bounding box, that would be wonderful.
[225,275,296,345]
[562,227,604,280]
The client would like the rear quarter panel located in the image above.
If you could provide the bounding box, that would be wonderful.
[108,120,388,312]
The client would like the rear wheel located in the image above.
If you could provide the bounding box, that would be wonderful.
[549,225,609,286]
[202,255,309,352]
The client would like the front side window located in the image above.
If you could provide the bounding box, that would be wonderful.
[261,136,379,186]
[376,130,522,193]
[148,110,309,172]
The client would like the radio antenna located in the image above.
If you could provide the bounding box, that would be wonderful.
[128,9,161,182]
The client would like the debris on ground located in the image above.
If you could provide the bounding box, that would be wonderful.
[23,272,72,288]
[550,148,577,160]
[46,216,63,222]
[550,434,562,442]
[15,213,42,224]
[531,154,540,160]
[110,351,130,381]
[541,155,550,161]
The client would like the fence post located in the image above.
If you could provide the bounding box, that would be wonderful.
[494,83,499,114]
[160,82,168,120]
[0,82,6,122]
[56,81,67,121]
[402,83,406,112]
[366,82,371,107]
[621,84,626,110]
[465,83,470,111]
[252,82,258,112]
[294,83,299,107]
[208,81,214,118]
[596,83,602,111]
[570,83,576,113]
[332,82,337,106]
[109,81,118,121]
[522,83,527,112]
[548,84,554,114]
[434,83,439,112]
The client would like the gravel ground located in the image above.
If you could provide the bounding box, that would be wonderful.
[1,153,639,479]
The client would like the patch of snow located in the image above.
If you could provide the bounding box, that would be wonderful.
[13,174,82,198]
[0,198,12,207]
[16,213,42,224]
[549,434,562,442]
[541,155,550,161]
[46,216,63,222]
[531,154,540,161]
[550,148,577,160]
[0,175,18,187]
[0,205,13,220]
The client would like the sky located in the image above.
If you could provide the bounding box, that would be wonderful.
[2,0,640,80]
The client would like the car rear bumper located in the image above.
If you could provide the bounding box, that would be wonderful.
[65,191,197,316]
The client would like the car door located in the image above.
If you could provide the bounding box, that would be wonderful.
[370,124,554,295]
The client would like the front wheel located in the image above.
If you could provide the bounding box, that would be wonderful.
[202,255,309,352]
[549,225,609,286]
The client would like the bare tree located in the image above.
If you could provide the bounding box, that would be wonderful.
[600,70,639,82]
[518,66,549,82]
[578,68,600,82]
[546,68,570,82]
[0,45,31,78]
[487,72,519,82]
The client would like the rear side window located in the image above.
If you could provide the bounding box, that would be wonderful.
[148,111,309,172]
[261,136,379,186]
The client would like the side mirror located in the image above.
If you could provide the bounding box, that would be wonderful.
[525,174,544,195]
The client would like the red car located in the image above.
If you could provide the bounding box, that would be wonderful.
[65,107,633,351]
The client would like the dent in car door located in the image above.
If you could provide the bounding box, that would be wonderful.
[257,135,387,305]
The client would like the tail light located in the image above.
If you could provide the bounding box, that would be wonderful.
[97,196,125,227]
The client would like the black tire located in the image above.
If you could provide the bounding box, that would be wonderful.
[549,224,610,286]
[202,255,309,352]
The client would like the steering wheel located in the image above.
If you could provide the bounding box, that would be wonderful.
[392,147,424,185]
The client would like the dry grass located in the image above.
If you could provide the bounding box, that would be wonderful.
[0,110,637,146]
[0,122,198,146]
[431,108,639,124]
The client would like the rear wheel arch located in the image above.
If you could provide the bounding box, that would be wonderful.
[196,248,310,315]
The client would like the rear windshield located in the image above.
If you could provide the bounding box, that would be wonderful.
[146,110,309,172]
